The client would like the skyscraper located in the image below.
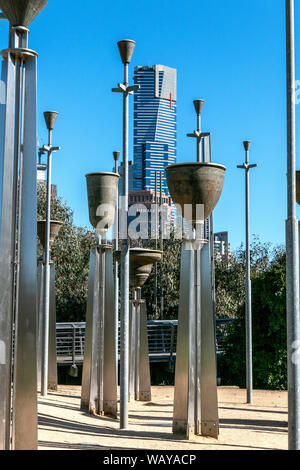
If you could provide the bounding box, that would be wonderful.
[133,65,177,196]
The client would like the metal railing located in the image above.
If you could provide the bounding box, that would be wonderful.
[55,319,236,365]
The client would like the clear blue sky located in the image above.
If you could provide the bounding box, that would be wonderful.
[1,0,299,250]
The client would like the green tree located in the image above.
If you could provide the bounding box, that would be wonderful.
[37,183,94,322]
[140,233,182,320]
[215,236,282,319]
[218,246,287,390]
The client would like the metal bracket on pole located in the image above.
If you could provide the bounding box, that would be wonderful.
[39,145,60,153]
[187,100,205,162]
[112,84,140,96]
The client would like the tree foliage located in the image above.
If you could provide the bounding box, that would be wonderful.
[138,233,182,320]
[218,242,287,390]
[37,185,288,389]
[37,183,94,322]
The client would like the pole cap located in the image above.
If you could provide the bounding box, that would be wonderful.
[44,111,58,131]
[117,39,136,64]
[243,140,251,151]
[113,151,120,162]
[193,100,204,116]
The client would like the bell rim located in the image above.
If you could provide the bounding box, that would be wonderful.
[165,162,226,172]
[85,172,120,178]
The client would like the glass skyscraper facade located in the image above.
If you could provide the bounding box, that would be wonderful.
[133,65,177,196]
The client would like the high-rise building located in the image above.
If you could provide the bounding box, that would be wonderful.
[133,65,177,196]
[214,231,231,261]
[37,160,57,197]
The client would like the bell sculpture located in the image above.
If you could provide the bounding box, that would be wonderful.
[166,159,225,439]
[37,220,62,391]
[81,172,119,419]
[0,0,47,450]
[115,248,162,401]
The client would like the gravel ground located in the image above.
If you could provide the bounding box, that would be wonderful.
[38,386,288,450]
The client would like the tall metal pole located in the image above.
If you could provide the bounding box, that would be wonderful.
[159,171,163,318]
[237,141,257,404]
[40,111,60,397]
[112,40,139,429]
[285,0,300,450]
[113,151,120,386]
[154,172,158,318]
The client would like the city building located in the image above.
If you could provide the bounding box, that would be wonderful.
[37,162,47,183]
[132,65,177,196]
[37,153,57,197]
[128,189,172,239]
[214,231,231,260]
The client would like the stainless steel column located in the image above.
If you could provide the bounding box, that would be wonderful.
[98,238,106,415]
[0,49,17,451]
[113,151,120,387]
[81,246,118,418]
[285,0,300,450]
[40,112,60,398]
[48,263,57,391]
[81,249,100,413]
[173,238,219,439]
[82,172,119,417]
[200,242,219,438]
[129,288,151,402]
[137,298,151,401]
[13,48,38,451]
[159,172,163,318]
[129,291,136,402]
[37,262,44,390]
[0,1,47,449]
[237,142,257,404]
[120,53,130,429]
[112,39,139,429]
[103,248,117,418]
[173,240,196,438]
[154,172,158,318]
